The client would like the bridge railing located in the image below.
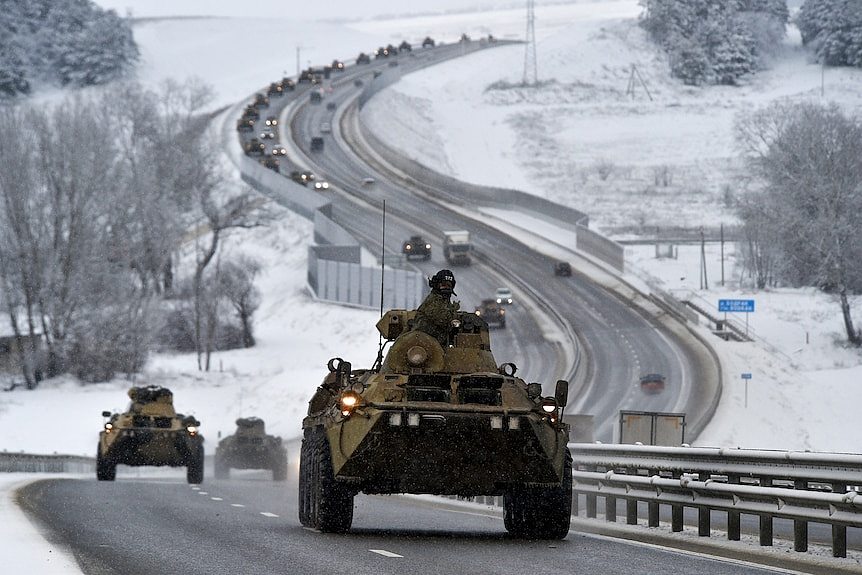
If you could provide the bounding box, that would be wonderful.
[0,452,95,474]
[568,443,862,558]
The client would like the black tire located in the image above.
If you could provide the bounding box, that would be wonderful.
[305,427,354,533]
[298,433,312,526]
[272,453,288,482]
[186,444,204,484]
[96,443,116,481]
[214,455,229,480]
[504,449,572,539]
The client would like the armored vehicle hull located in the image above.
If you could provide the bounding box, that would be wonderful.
[300,309,571,538]
[215,417,287,481]
[97,386,204,483]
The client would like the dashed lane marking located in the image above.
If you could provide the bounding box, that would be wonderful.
[231,504,245,508]
[370,549,403,558]
[260,512,279,518]
[211,497,223,501]
[198,492,209,495]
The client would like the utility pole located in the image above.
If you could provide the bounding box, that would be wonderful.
[523,0,537,86]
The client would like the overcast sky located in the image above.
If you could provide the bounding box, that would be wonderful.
[94,0,539,21]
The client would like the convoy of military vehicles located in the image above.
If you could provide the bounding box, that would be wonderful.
[88,37,576,542]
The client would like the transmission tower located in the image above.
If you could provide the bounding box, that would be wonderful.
[523,0,537,86]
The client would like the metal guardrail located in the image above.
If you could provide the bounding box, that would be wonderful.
[0,452,95,473]
[569,443,862,558]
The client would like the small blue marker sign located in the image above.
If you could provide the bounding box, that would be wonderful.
[741,373,752,380]
[719,299,755,313]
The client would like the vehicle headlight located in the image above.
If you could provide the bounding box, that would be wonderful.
[496,298,502,303]
[104,423,113,432]
[405,245,412,250]
[187,425,198,435]
[425,244,431,249]
[340,391,361,416]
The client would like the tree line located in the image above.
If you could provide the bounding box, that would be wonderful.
[0,0,138,97]
[641,0,862,86]
[0,80,264,388]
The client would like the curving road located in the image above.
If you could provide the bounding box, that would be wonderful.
[271,45,719,443]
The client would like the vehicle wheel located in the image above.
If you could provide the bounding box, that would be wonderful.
[272,452,288,482]
[307,427,353,533]
[96,444,116,481]
[186,444,204,484]
[504,449,571,539]
[214,455,229,480]
[298,432,312,526]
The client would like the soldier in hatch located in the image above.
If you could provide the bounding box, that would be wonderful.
[412,269,460,347]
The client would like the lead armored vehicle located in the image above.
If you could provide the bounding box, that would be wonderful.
[299,306,572,538]
[401,235,431,260]
[475,298,506,328]
[214,417,287,481]
[97,386,204,483]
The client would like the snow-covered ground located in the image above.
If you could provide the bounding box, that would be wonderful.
[3,1,862,569]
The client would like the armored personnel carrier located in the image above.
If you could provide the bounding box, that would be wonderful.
[299,307,572,538]
[214,417,287,481]
[475,298,506,328]
[97,386,204,483]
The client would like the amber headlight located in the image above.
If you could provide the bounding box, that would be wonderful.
[104,423,113,433]
[186,425,198,435]
[340,391,361,416]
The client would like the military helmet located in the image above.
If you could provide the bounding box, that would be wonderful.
[429,269,456,296]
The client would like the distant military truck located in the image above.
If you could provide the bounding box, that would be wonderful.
[422,36,436,48]
[443,230,472,266]
[475,299,506,328]
[244,138,265,156]
[310,90,323,104]
[402,235,431,260]
[252,92,269,108]
[242,106,260,121]
[398,40,412,52]
[236,118,255,132]
[97,386,204,483]
[215,417,287,481]
[310,136,324,152]
[281,77,296,91]
[267,82,284,96]
[356,52,371,64]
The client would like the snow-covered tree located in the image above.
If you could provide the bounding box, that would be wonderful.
[736,102,862,344]
[798,0,862,67]
[0,0,138,97]
[640,0,787,84]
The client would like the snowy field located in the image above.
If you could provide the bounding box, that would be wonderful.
[3,0,862,571]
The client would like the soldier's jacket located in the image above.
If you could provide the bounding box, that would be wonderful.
[412,291,460,346]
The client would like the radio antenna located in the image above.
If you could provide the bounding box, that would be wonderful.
[374,200,386,371]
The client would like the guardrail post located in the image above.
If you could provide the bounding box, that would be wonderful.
[698,472,710,536]
[759,477,773,547]
[793,479,808,552]
[586,465,597,518]
[605,468,617,523]
[832,482,847,558]
[727,474,741,541]
[671,471,683,532]
[648,469,659,528]
[626,499,638,525]
[572,488,579,517]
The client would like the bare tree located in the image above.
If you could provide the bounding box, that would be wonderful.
[218,256,261,348]
[736,102,862,345]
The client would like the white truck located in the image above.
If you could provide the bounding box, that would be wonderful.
[443,230,472,266]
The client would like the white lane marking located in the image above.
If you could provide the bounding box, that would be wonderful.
[302,527,317,533]
[369,549,403,558]
[198,492,209,495]
[231,504,245,508]
[191,487,200,490]
[260,512,279,518]
[210,497,223,501]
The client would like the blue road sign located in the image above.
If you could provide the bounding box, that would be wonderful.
[719,299,755,313]
[741,373,752,380]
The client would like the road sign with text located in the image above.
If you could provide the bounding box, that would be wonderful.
[719,299,755,313]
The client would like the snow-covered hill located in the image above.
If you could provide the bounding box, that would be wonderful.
[1,1,860,460]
